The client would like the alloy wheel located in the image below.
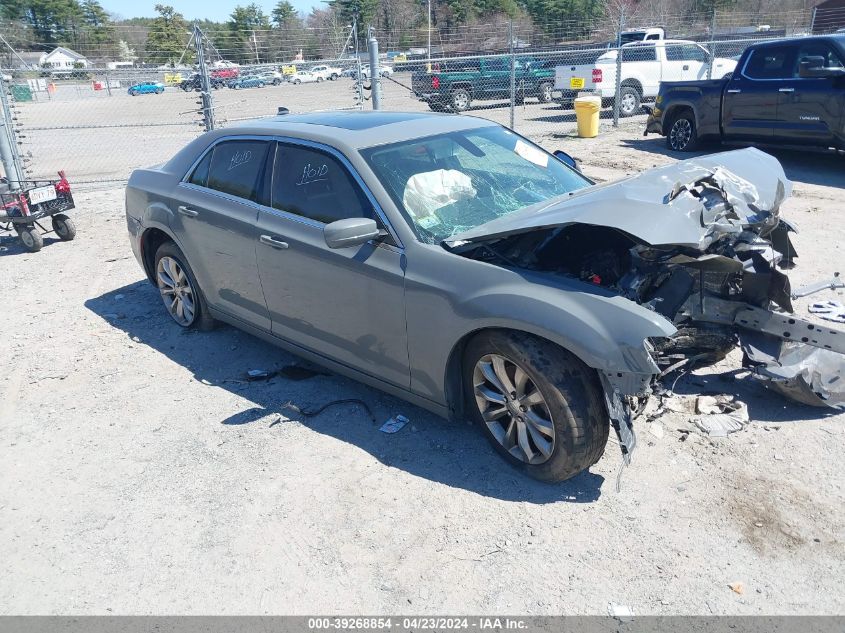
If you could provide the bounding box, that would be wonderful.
[670,118,692,150]
[473,354,555,464]
[156,256,196,326]
[621,92,636,115]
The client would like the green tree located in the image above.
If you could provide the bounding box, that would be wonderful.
[80,0,115,52]
[11,0,85,47]
[329,0,380,30]
[227,4,271,63]
[272,0,297,26]
[145,4,190,65]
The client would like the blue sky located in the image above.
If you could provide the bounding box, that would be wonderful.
[102,0,321,22]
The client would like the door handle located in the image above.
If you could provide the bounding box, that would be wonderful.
[177,205,198,217]
[260,234,289,249]
[683,65,689,71]
[779,87,795,93]
[726,89,741,94]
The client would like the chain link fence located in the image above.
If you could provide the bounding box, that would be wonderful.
[0,6,826,190]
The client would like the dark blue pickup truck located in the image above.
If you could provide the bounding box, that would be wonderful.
[644,35,845,151]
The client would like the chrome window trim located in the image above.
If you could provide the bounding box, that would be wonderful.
[178,133,404,250]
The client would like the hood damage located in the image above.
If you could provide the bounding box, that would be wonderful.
[449,148,844,460]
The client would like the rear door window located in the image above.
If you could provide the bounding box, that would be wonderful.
[205,139,270,201]
[744,47,795,79]
[621,45,657,62]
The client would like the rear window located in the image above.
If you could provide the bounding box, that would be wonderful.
[621,45,657,62]
[204,140,270,201]
[744,47,794,79]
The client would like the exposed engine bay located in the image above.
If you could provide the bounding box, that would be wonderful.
[447,149,844,459]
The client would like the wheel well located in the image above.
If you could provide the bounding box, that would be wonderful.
[665,104,695,128]
[450,83,473,96]
[620,79,643,95]
[443,327,598,423]
[140,228,173,283]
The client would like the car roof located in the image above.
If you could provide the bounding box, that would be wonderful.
[748,34,845,50]
[203,111,498,152]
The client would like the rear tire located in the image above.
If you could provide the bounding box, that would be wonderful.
[154,241,215,331]
[538,82,553,103]
[618,86,641,117]
[19,226,43,252]
[450,88,471,112]
[666,110,700,152]
[463,330,608,482]
[52,214,76,241]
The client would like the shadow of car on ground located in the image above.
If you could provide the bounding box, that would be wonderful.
[85,279,605,504]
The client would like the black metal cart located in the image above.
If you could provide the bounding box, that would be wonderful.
[0,171,76,253]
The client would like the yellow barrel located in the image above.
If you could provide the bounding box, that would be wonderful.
[574,95,601,138]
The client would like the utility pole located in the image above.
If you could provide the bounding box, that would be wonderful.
[706,8,717,80]
[367,28,381,110]
[252,30,260,64]
[427,0,432,72]
[612,8,624,128]
[194,25,216,131]
[509,19,516,130]
[0,76,25,189]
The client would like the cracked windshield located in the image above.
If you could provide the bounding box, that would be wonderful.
[362,127,590,243]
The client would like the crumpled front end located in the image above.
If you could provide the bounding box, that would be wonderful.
[452,149,844,417]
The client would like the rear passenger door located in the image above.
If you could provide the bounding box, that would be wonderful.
[255,140,410,389]
[773,41,844,145]
[174,138,272,329]
[723,45,795,139]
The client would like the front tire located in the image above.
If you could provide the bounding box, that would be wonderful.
[19,226,43,252]
[666,111,700,151]
[51,214,76,241]
[538,82,553,103]
[463,330,608,482]
[154,242,214,330]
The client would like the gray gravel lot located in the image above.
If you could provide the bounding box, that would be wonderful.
[0,115,843,615]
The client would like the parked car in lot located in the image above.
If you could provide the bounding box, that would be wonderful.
[125,111,844,480]
[289,70,319,84]
[179,73,225,91]
[554,40,737,115]
[256,70,284,85]
[128,81,165,96]
[310,64,343,81]
[412,56,554,112]
[645,35,845,151]
[211,67,239,82]
[228,75,266,89]
[360,64,393,79]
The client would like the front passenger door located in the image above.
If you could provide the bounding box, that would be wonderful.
[255,141,410,389]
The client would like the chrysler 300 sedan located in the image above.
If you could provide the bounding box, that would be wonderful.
[126,111,843,482]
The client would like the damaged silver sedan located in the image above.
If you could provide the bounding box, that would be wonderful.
[125,111,844,482]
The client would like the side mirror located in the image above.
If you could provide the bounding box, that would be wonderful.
[553,149,579,171]
[323,217,381,249]
[799,56,845,78]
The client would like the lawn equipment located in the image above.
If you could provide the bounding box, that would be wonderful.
[0,171,76,253]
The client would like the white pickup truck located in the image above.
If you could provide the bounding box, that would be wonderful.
[554,39,737,116]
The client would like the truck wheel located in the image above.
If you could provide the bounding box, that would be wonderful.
[667,111,700,152]
[450,88,471,112]
[51,214,76,241]
[618,86,641,117]
[463,330,608,482]
[19,226,43,252]
[538,82,553,103]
